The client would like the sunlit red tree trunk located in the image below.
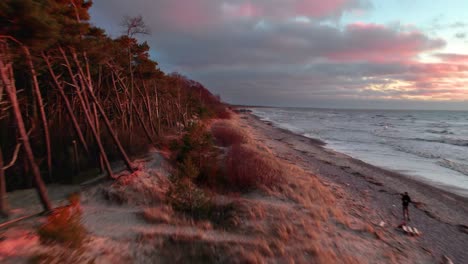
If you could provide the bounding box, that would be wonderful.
[0,53,52,212]
[0,146,7,217]
[23,46,53,181]
[72,51,135,172]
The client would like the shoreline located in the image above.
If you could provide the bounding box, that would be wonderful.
[249,112,468,207]
[243,112,468,263]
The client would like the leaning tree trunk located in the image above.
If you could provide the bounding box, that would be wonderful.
[72,52,135,172]
[0,145,8,217]
[48,52,115,179]
[114,70,156,146]
[0,57,52,212]
[42,53,89,154]
[23,46,52,181]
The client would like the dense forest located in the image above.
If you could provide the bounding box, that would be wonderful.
[0,0,228,215]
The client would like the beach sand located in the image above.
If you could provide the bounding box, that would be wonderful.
[242,111,468,263]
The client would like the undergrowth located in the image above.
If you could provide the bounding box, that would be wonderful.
[167,117,283,225]
[37,194,87,248]
[211,121,248,147]
[167,178,214,220]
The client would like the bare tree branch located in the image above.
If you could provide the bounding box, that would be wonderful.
[121,15,150,37]
[3,143,21,170]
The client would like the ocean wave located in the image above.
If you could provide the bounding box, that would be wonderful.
[436,159,468,176]
[425,129,453,135]
[414,137,468,147]
[391,144,442,159]
[430,122,450,128]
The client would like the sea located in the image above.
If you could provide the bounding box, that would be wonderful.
[251,107,468,198]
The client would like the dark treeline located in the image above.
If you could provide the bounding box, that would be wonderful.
[0,0,228,215]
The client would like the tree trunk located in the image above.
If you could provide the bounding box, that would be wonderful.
[0,145,8,217]
[114,71,155,146]
[44,52,114,178]
[0,57,52,212]
[93,103,104,173]
[86,87,135,172]
[128,46,134,129]
[23,46,52,181]
[72,51,135,172]
[42,53,89,154]
[75,86,115,179]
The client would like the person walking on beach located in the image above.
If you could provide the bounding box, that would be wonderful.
[401,192,412,221]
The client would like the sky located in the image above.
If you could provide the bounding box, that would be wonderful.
[90,0,468,110]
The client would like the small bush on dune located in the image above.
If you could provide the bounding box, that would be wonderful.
[167,178,214,219]
[172,157,200,181]
[170,122,223,187]
[211,122,248,147]
[216,107,232,119]
[225,144,283,191]
[38,194,87,248]
[171,122,214,163]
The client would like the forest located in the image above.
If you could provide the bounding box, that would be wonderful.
[0,0,228,216]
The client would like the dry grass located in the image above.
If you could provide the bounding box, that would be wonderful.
[211,121,250,147]
[30,248,93,264]
[136,230,273,264]
[141,206,174,224]
[104,170,170,205]
[225,143,284,191]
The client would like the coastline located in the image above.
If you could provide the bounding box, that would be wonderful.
[243,111,468,263]
[248,112,468,213]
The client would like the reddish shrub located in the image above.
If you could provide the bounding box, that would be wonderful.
[211,123,247,147]
[217,108,232,119]
[38,195,87,248]
[225,144,282,191]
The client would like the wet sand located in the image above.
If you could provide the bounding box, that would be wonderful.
[242,112,468,263]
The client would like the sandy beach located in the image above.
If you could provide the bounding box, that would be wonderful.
[242,111,468,263]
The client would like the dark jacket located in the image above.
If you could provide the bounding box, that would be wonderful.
[402,194,411,207]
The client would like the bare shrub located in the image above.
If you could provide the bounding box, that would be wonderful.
[208,104,232,119]
[211,122,248,147]
[167,178,214,219]
[216,107,232,119]
[225,144,283,191]
[38,194,87,248]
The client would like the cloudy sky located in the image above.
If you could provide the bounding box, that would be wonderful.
[90,0,468,110]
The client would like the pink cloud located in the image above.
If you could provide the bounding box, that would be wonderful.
[157,1,221,32]
[223,3,263,18]
[243,0,365,20]
[326,23,445,63]
[435,53,468,63]
[294,0,351,17]
[388,61,468,100]
[164,0,367,27]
